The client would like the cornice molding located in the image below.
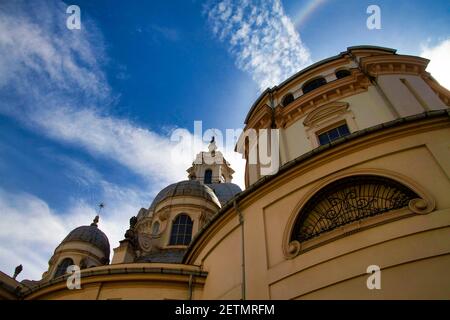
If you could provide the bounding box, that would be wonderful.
[244,54,432,130]
[360,54,429,76]
[303,101,349,128]
[23,264,207,299]
[273,69,370,129]
[275,56,352,97]
[244,55,354,126]
[421,72,450,106]
[245,103,272,131]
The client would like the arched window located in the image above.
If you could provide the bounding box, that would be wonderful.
[169,214,193,245]
[152,221,160,236]
[204,169,212,184]
[335,69,351,79]
[291,175,418,242]
[302,77,327,94]
[54,258,74,278]
[282,93,294,107]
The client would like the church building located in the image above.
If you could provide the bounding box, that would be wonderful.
[1,46,449,300]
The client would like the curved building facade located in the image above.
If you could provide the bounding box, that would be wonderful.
[1,46,449,300]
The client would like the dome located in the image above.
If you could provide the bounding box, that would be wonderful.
[148,180,221,213]
[61,222,110,258]
[207,183,242,205]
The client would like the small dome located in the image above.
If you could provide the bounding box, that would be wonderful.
[61,223,110,259]
[148,180,221,213]
[208,183,242,205]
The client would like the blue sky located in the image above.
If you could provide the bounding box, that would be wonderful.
[0,0,448,280]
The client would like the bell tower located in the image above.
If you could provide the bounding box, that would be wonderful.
[186,137,234,184]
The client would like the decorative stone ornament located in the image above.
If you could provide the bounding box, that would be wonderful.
[409,198,435,215]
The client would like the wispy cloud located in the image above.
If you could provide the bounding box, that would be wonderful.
[205,0,311,91]
[0,154,152,281]
[0,0,245,281]
[0,1,109,103]
[151,25,180,42]
[0,0,230,187]
[420,38,450,90]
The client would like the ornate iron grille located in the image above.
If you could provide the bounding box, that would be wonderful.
[292,175,418,242]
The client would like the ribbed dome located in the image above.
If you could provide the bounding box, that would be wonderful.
[208,183,242,205]
[61,224,110,258]
[148,180,221,213]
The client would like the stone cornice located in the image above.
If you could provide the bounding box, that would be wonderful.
[244,46,399,126]
[421,72,450,106]
[244,56,354,129]
[22,263,207,299]
[273,69,370,129]
[245,103,273,131]
[276,56,352,97]
[245,69,371,131]
[360,54,429,76]
[303,101,349,128]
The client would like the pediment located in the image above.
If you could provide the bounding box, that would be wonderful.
[303,101,349,127]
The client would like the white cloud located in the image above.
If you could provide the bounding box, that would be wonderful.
[205,0,311,91]
[0,0,246,281]
[0,1,188,187]
[0,1,109,100]
[0,1,245,189]
[0,144,245,281]
[0,185,145,281]
[0,156,153,281]
[420,38,450,90]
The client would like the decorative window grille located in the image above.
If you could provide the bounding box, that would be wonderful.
[291,175,418,242]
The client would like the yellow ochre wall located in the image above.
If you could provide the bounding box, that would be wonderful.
[188,116,450,299]
[277,75,447,178]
